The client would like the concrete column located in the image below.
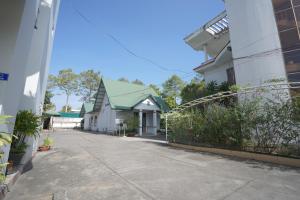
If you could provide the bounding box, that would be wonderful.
[153,110,157,135]
[203,44,208,61]
[139,110,143,136]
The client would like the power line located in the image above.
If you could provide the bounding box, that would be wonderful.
[71,2,191,75]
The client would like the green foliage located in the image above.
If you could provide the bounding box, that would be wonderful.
[43,90,55,111]
[0,115,13,183]
[9,142,28,154]
[118,77,129,83]
[11,110,40,154]
[253,99,300,154]
[190,73,203,84]
[149,84,161,96]
[48,69,78,111]
[180,80,232,104]
[132,79,144,85]
[13,110,40,138]
[205,81,218,96]
[181,81,205,104]
[61,105,72,112]
[43,137,54,147]
[164,96,177,109]
[162,75,185,98]
[125,116,139,132]
[168,96,300,156]
[293,97,300,121]
[78,70,101,102]
[229,85,241,92]
[218,81,230,92]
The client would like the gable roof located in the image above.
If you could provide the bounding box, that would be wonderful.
[93,78,169,112]
[79,102,94,117]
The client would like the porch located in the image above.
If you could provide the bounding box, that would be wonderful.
[135,109,159,136]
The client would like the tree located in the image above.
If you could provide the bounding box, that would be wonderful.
[77,70,101,102]
[118,77,129,83]
[149,84,161,96]
[191,73,203,84]
[164,96,177,109]
[61,105,72,112]
[181,81,206,104]
[49,69,78,112]
[132,79,144,85]
[162,75,185,103]
[43,90,55,111]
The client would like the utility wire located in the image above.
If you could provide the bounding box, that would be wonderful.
[71,3,191,75]
[70,2,198,98]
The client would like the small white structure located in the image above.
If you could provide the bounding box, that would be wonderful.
[84,79,168,136]
[51,112,82,129]
[0,0,60,165]
[184,0,299,97]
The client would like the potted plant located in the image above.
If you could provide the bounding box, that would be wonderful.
[9,110,40,167]
[0,115,13,181]
[38,137,54,151]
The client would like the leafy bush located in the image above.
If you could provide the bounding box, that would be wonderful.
[125,115,139,133]
[11,110,40,154]
[168,95,300,157]
[0,115,13,182]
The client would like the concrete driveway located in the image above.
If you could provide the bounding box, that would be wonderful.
[5,130,300,200]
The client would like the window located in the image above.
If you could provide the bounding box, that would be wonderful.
[272,0,300,94]
[284,49,300,73]
[94,116,97,127]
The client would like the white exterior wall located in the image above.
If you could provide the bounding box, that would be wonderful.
[52,117,82,129]
[0,0,60,165]
[203,61,233,84]
[83,113,91,130]
[116,111,133,122]
[96,93,116,133]
[225,0,287,86]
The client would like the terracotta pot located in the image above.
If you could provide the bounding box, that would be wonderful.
[9,153,24,166]
[7,160,13,171]
[126,132,136,137]
[38,146,50,152]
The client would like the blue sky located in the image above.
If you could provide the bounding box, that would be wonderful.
[50,0,224,111]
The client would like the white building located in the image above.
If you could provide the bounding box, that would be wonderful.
[84,79,169,136]
[0,0,60,165]
[185,0,300,96]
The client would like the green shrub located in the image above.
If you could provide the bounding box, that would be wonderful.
[125,115,139,133]
[0,115,13,183]
[168,96,300,156]
[11,110,41,154]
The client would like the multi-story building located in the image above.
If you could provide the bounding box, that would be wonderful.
[0,0,60,166]
[185,0,300,96]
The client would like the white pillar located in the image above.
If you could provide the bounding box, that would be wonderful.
[203,44,208,61]
[139,110,143,136]
[153,110,157,135]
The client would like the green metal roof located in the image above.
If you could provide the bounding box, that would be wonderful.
[58,112,81,118]
[79,102,94,117]
[102,79,169,112]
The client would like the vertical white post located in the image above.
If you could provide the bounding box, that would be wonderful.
[165,114,168,142]
[153,110,157,135]
[139,109,143,136]
[203,44,208,61]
